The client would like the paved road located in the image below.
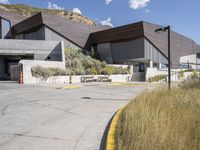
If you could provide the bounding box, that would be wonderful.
[0,81,147,150]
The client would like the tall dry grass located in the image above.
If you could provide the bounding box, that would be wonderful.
[115,87,200,150]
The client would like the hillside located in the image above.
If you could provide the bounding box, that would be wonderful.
[0,4,95,25]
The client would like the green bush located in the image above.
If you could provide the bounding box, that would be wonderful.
[180,70,200,89]
[85,67,97,75]
[113,67,130,75]
[31,66,66,79]
[101,67,114,75]
[179,70,184,78]
[147,74,167,83]
[190,70,200,80]
[65,48,130,75]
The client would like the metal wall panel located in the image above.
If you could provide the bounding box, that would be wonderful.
[111,38,144,63]
[92,22,144,44]
[23,26,45,40]
[44,26,81,50]
[144,39,167,64]
[97,43,113,63]
[143,22,200,68]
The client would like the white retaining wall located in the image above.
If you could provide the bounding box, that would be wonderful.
[146,68,179,82]
[23,74,130,84]
[19,59,130,84]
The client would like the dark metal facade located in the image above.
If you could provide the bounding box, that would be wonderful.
[92,21,200,68]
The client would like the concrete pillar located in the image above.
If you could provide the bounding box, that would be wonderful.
[61,41,65,62]
[150,60,153,68]
[159,63,162,69]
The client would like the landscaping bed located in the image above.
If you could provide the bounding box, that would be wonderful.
[115,83,200,149]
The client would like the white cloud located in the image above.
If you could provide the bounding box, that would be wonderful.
[105,0,112,5]
[72,8,82,15]
[0,0,10,4]
[48,2,64,10]
[129,0,150,9]
[100,17,113,27]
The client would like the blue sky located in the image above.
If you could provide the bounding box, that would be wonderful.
[1,0,200,44]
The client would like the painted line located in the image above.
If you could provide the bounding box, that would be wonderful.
[57,85,82,90]
[106,105,126,150]
[110,82,145,87]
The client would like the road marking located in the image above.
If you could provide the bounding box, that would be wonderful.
[58,85,82,90]
[110,82,145,87]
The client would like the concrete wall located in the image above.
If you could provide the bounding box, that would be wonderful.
[180,54,197,69]
[0,39,64,61]
[19,60,130,84]
[146,68,179,82]
[23,74,131,84]
[131,72,145,81]
[19,60,66,84]
[44,26,81,50]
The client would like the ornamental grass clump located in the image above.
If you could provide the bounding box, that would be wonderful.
[115,87,200,150]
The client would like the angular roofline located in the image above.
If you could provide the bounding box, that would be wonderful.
[143,21,200,46]
[0,9,27,26]
[12,12,108,49]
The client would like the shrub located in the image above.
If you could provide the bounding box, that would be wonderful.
[31,66,66,79]
[113,67,130,75]
[191,70,200,80]
[64,47,130,75]
[85,67,97,75]
[179,70,184,78]
[147,74,167,83]
[101,67,114,75]
[180,70,200,89]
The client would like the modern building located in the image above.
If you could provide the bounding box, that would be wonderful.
[0,10,200,81]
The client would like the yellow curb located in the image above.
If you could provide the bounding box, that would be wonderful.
[58,85,81,90]
[106,105,126,150]
[110,83,145,87]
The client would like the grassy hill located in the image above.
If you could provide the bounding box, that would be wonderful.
[0,4,95,25]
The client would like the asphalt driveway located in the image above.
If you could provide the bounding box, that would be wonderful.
[0,81,147,150]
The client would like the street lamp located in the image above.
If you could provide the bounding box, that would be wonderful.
[155,25,171,90]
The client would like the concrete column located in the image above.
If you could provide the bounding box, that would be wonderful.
[150,60,153,68]
[61,41,65,62]
[159,63,162,69]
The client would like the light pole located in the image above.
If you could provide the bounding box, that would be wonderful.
[155,25,171,90]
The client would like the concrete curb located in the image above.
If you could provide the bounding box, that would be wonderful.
[105,105,126,150]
